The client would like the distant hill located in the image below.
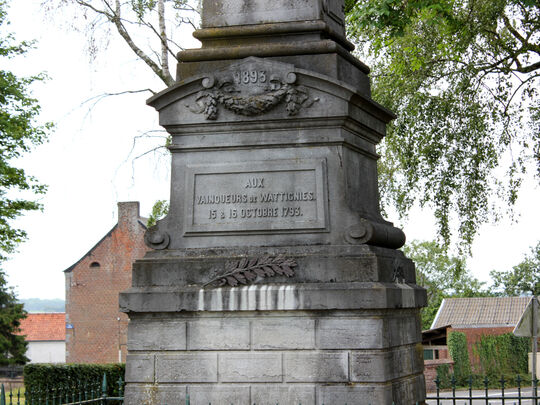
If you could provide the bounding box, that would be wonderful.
[19,298,65,313]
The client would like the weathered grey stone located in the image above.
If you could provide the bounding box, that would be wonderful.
[124,384,187,405]
[318,385,393,405]
[317,318,385,349]
[252,318,315,349]
[251,385,316,405]
[128,320,186,351]
[201,0,345,33]
[189,385,250,405]
[156,353,218,383]
[219,353,282,382]
[176,54,371,93]
[392,374,427,404]
[144,58,404,251]
[387,314,423,347]
[284,352,348,382]
[131,245,416,286]
[122,0,426,402]
[121,282,426,313]
[125,355,154,383]
[351,344,424,382]
[317,374,426,404]
[187,319,250,350]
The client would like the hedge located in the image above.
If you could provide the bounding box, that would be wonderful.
[24,363,125,396]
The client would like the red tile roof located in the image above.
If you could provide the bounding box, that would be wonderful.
[18,313,66,341]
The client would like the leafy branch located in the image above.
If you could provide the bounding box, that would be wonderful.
[204,256,297,287]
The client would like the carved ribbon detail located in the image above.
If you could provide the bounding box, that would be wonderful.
[188,73,318,120]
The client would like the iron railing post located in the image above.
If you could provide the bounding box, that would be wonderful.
[434,375,441,405]
[484,376,489,405]
[517,374,522,405]
[117,375,124,399]
[468,375,473,405]
[101,373,108,405]
[1,384,5,405]
[500,375,506,405]
[534,376,538,405]
[451,375,456,405]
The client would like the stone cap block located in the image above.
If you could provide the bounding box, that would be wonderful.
[201,0,345,36]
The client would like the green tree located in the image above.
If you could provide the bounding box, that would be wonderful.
[54,0,539,250]
[0,269,27,365]
[1,1,51,259]
[403,240,488,329]
[490,241,540,295]
[0,0,52,365]
[346,0,539,249]
[147,199,169,227]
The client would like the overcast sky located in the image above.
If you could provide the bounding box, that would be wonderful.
[3,2,539,300]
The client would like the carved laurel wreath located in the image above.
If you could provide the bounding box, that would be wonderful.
[204,255,297,287]
[189,74,318,120]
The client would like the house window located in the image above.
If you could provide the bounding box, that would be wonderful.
[90,261,100,268]
[424,348,439,360]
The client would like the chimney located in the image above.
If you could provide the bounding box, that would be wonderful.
[117,201,140,230]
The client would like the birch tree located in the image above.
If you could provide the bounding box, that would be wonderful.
[346,0,540,249]
[46,0,200,89]
[49,0,540,249]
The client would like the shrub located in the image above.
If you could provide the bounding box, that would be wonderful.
[24,363,125,396]
[436,363,452,389]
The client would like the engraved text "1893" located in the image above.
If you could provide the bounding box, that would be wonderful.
[233,71,267,84]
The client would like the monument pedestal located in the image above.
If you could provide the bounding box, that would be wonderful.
[121,0,427,403]
[123,292,424,404]
[122,246,426,404]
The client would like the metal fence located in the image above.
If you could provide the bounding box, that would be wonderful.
[426,375,539,404]
[178,399,421,405]
[2,374,538,405]
[0,374,124,405]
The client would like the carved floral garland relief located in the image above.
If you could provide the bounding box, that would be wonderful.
[188,70,319,120]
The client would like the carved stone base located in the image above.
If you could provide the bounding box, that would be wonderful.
[122,298,426,404]
[120,247,427,405]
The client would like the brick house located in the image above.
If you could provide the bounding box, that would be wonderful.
[64,202,149,363]
[431,296,532,364]
[422,325,453,391]
[422,297,533,391]
[19,313,66,363]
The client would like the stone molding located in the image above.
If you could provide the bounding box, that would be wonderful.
[120,282,426,313]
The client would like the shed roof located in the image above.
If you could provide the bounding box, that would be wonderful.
[431,296,532,329]
[422,324,451,346]
[19,313,66,341]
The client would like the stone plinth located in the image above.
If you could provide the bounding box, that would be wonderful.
[121,0,427,403]
[124,309,424,404]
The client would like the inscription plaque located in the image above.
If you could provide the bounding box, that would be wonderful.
[185,159,327,234]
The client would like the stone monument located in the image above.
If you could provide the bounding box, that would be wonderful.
[120,0,427,403]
